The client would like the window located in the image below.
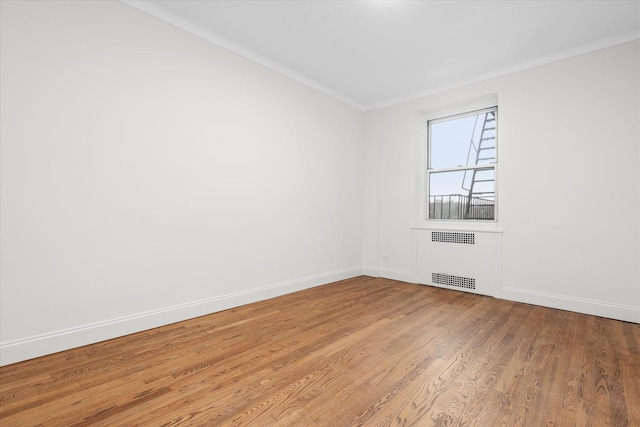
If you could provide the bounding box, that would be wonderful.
[427,107,497,221]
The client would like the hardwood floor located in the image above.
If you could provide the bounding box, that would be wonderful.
[1,277,638,426]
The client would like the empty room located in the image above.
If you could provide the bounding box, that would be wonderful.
[1,0,638,426]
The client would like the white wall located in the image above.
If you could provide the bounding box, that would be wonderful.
[364,40,640,322]
[0,1,365,365]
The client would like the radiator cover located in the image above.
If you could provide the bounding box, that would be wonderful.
[414,229,502,296]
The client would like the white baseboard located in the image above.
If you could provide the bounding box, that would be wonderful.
[362,265,379,277]
[5,269,634,366]
[378,267,414,283]
[0,267,362,366]
[501,286,640,324]
[362,270,638,323]
[362,266,414,283]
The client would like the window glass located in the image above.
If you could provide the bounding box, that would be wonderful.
[428,169,494,220]
[427,107,497,221]
[430,110,496,169]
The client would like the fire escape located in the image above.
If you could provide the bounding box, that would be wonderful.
[462,111,496,219]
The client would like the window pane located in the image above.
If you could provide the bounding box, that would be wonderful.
[429,109,496,169]
[429,169,495,220]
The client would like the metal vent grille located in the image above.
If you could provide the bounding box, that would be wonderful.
[432,273,476,290]
[431,231,475,244]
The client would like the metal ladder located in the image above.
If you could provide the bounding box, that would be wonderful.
[463,111,496,219]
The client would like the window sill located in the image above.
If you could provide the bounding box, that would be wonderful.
[411,223,503,233]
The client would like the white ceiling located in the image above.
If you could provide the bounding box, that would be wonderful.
[123,0,640,110]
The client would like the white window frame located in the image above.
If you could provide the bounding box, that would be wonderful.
[421,103,499,226]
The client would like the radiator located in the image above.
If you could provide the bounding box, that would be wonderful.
[414,229,502,297]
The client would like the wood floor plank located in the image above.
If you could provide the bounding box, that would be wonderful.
[1,277,638,426]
